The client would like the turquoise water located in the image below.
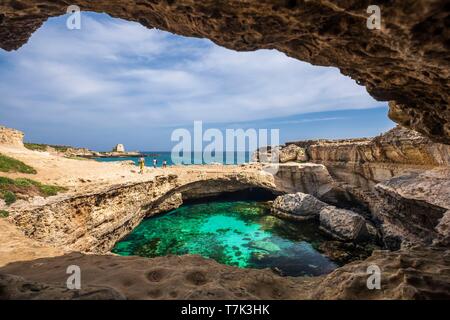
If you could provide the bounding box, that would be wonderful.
[95,151,251,167]
[112,201,338,277]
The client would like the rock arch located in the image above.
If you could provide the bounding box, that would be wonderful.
[0,0,448,143]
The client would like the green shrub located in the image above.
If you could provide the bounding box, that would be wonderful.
[0,210,9,218]
[0,154,37,174]
[0,176,15,186]
[0,176,67,204]
[14,178,42,188]
[3,191,16,205]
[24,143,70,153]
[39,184,67,197]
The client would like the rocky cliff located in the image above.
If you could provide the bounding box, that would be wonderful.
[0,126,24,148]
[255,126,450,249]
[7,168,281,253]
[255,126,450,192]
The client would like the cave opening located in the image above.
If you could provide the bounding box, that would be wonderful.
[111,185,377,277]
[0,11,394,150]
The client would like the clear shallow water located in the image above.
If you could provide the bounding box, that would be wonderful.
[112,201,338,277]
[95,151,251,167]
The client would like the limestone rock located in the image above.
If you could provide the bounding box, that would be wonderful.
[0,1,449,143]
[279,144,307,163]
[271,191,374,242]
[286,126,450,166]
[147,192,183,215]
[1,247,447,300]
[271,192,328,220]
[296,147,308,162]
[312,247,450,300]
[0,126,24,147]
[8,171,276,253]
[319,206,369,242]
[0,273,125,300]
[435,210,450,246]
[375,168,450,248]
[273,163,335,197]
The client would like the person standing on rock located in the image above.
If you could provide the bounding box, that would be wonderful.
[162,160,167,168]
[138,157,145,174]
[153,158,157,168]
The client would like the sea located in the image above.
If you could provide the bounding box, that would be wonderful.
[95,151,252,167]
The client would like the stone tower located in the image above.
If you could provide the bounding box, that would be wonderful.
[112,144,125,153]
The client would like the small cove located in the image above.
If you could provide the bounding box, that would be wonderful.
[112,200,373,276]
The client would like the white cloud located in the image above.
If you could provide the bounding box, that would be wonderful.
[0,12,383,132]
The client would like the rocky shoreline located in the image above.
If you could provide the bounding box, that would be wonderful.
[0,125,449,299]
[255,126,450,250]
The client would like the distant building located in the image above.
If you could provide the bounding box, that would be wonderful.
[112,144,125,153]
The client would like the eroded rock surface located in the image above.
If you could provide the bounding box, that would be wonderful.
[258,127,449,199]
[0,1,449,143]
[1,247,448,300]
[271,192,374,241]
[319,206,370,242]
[312,247,450,300]
[375,167,450,249]
[5,167,281,254]
[0,273,125,300]
[271,192,328,220]
[0,253,315,300]
[260,127,450,247]
[279,144,308,163]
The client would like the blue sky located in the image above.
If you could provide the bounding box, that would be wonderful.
[0,12,394,151]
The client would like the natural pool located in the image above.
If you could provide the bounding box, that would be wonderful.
[112,201,341,277]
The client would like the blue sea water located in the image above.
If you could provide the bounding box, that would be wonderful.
[95,151,251,167]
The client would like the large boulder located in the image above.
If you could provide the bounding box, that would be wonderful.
[271,192,376,242]
[279,144,308,163]
[319,206,370,242]
[271,192,328,220]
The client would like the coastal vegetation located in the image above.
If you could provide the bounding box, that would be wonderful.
[0,176,67,205]
[0,153,37,174]
[0,209,9,218]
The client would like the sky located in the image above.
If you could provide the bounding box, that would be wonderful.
[0,12,395,151]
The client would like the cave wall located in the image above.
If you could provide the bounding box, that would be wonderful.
[0,0,449,143]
